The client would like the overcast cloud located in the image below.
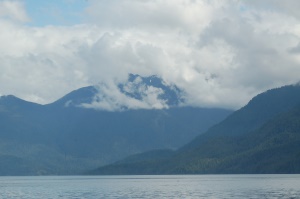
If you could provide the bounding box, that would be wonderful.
[0,0,300,110]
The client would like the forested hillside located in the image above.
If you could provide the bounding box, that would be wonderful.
[92,84,300,174]
[0,75,231,175]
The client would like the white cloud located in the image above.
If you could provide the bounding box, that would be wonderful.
[0,0,300,110]
[85,0,221,33]
[0,0,29,23]
[81,80,168,111]
[243,0,300,20]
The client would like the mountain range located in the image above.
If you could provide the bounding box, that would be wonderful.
[0,74,232,175]
[91,84,300,174]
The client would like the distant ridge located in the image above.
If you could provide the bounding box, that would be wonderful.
[0,74,232,175]
[91,84,300,174]
[48,86,97,107]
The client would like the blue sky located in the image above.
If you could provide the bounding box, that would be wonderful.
[24,0,87,26]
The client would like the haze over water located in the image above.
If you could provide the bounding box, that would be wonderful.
[1,175,300,198]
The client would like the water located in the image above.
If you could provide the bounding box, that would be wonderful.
[0,175,300,198]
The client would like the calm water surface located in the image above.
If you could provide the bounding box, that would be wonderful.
[0,175,300,198]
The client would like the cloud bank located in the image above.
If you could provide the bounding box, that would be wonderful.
[0,0,300,110]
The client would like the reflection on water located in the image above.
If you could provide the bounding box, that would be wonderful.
[0,175,300,198]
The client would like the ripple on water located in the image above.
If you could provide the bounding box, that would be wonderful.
[0,175,300,198]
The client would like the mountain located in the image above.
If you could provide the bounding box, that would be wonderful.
[119,74,184,107]
[91,84,300,174]
[0,74,232,175]
[48,86,97,108]
[50,74,183,109]
[183,85,300,150]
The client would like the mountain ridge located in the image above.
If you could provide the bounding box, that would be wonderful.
[91,84,300,175]
[182,84,300,151]
[0,74,232,175]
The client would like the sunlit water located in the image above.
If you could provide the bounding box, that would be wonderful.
[0,175,300,198]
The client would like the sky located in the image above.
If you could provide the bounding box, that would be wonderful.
[0,0,300,111]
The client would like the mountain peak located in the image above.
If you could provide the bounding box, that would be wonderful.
[0,95,31,105]
[50,74,184,111]
[48,86,98,108]
[0,95,41,111]
[119,74,184,107]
